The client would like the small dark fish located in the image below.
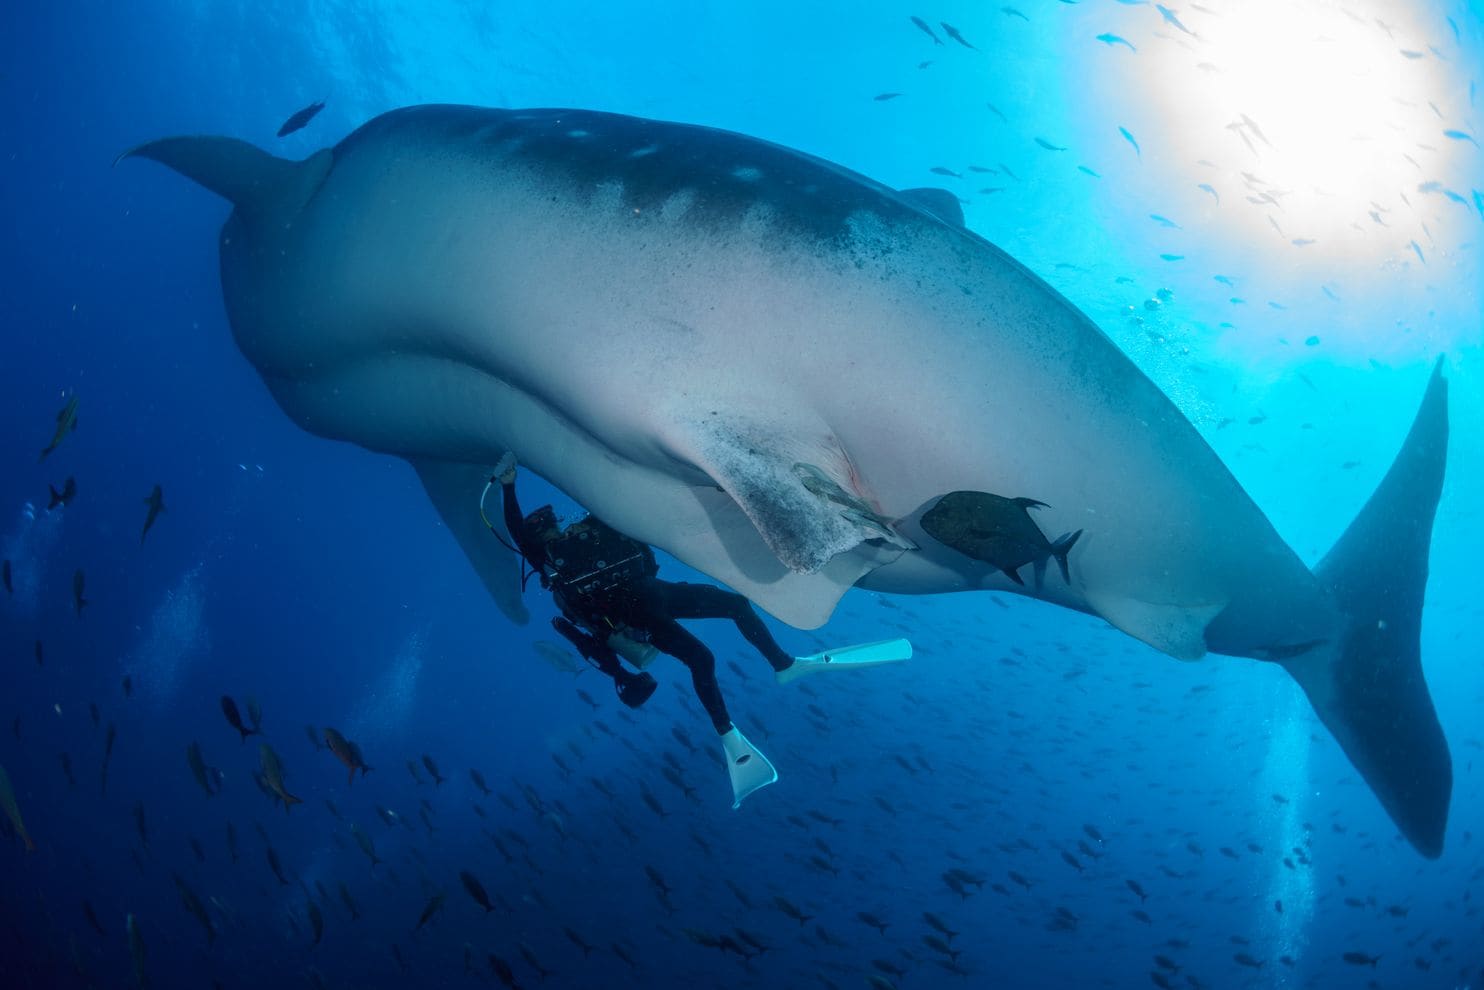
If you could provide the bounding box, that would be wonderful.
[140,486,166,544]
[910,16,943,45]
[1126,879,1148,902]
[226,822,239,863]
[645,864,672,898]
[259,743,302,809]
[323,728,372,783]
[122,675,133,699]
[101,722,117,794]
[923,910,958,940]
[59,752,75,787]
[929,166,962,178]
[413,892,446,933]
[82,898,105,937]
[469,768,492,796]
[277,101,326,138]
[305,724,323,751]
[874,92,903,102]
[460,870,494,912]
[72,569,87,615]
[1233,952,1264,968]
[34,640,43,667]
[220,696,258,742]
[40,392,79,462]
[773,895,812,926]
[48,477,76,510]
[940,22,977,50]
[245,697,263,733]
[266,844,290,885]
[186,742,218,795]
[563,926,593,956]
[338,882,361,921]
[488,953,523,989]
[173,873,215,944]
[1097,32,1136,51]
[1,559,10,594]
[641,787,668,818]
[307,899,324,945]
[132,801,149,849]
[422,754,446,786]
[350,823,381,867]
[1035,137,1067,152]
[0,761,36,852]
[1342,951,1380,967]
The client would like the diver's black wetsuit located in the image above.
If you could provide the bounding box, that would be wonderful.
[502,479,792,734]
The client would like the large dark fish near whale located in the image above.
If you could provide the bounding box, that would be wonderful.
[122,103,1453,856]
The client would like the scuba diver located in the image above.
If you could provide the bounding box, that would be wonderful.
[485,454,911,807]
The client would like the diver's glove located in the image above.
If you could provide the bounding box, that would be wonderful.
[552,616,602,659]
[494,451,517,486]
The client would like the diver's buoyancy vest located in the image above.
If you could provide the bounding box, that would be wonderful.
[544,517,658,602]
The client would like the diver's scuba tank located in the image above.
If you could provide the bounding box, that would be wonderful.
[606,630,658,669]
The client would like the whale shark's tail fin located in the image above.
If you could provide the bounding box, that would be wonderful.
[117,136,332,229]
[1281,358,1451,858]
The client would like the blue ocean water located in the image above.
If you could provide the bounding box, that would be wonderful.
[2,2,1482,988]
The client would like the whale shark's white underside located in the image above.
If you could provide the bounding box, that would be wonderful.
[124,105,1451,857]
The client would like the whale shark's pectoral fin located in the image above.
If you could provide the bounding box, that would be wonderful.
[1081,590,1225,661]
[668,416,908,578]
[411,458,529,625]
[677,481,902,630]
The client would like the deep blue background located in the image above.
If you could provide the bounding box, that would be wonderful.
[2,3,1481,988]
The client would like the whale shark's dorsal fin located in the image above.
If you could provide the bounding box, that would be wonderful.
[898,187,965,228]
[118,137,333,229]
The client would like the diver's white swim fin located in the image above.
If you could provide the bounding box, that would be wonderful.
[720,725,777,809]
[776,638,913,686]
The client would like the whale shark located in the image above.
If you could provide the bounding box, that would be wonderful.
[122,104,1451,857]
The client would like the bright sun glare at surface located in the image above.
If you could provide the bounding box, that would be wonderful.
[1074,1,1478,357]
[1101,1,1474,270]
[1196,2,1447,206]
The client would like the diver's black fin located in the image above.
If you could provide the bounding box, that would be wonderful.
[1280,358,1451,858]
